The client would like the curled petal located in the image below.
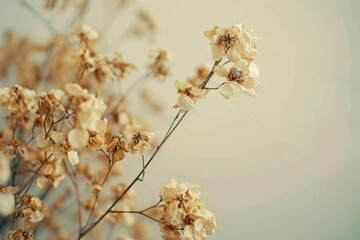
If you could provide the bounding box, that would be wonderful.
[65,83,87,96]
[68,150,79,165]
[68,128,89,149]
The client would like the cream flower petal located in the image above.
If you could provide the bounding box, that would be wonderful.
[248,61,259,79]
[0,154,11,184]
[0,192,15,216]
[68,150,80,165]
[175,80,192,90]
[215,65,228,78]
[218,82,244,99]
[210,45,224,61]
[226,47,241,63]
[65,83,87,96]
[177,94,194,112]
[68,128,89,149]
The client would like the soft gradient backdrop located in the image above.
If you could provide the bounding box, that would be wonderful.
[0,0,359,239]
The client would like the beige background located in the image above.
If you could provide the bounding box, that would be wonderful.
[1,0,359,239]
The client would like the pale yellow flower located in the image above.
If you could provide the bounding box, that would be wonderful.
[128,131,153,154]
[204,22,257,62]
[159,179,216,240]
[174,81,209,112]
[216,61,259,99]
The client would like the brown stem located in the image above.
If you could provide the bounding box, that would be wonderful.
[110,198,162,223]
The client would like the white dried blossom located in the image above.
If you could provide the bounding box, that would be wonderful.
[0,85,38,113]
[128,131,154,154]
[204,22,257,63]
[174,81,209,112]
[159,179,216,240]
[216,61,259,99]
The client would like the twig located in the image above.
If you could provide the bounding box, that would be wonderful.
[110,198,162,223]
[63,160,83,236]
[82,162,114,231]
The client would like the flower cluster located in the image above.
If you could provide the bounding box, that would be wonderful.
[204,22,259,99]
[159,179,216,240]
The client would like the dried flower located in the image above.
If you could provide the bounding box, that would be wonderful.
[204,22,257,63]
[128,131,153,154]
[159,179,216,240]
[6,228,34,240]
[174,81,209,112]
[216,61,259,99]
[148,49,170,80]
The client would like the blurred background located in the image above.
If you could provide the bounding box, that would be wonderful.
[0,0,359,239]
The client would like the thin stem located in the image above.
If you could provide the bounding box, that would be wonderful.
[110,198,162,223]
[82,162,114,231]
[119,73,149,102]
[203,82,227,90]
[17,154,52,198]
[63,160,83,236]
[138,155,145,181]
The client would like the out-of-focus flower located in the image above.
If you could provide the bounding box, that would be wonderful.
[216,61,259,99]
[6,228,34,240]
[2,138,28,160]
[0,153,11,184]
[204,22,257,63]
[36,157,66,188]
[148,49,170,80]
[18,194,47,225]
[0,192,15,216]
[70,25,99,47]
[187,65,210,87]
[174,81,209,112]
[87,179,102,194]
[159,179,216,240]
[128,131,153,154]
[0,85,37,113]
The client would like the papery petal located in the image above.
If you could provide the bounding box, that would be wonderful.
[226,47,241,63]
[210,45,224,61]
[218,82,244,99]
[68,128,88,148]
[65,83,87,96]
[248,61,259,79]
[0,154,11,184]
[215,65,228,78]
[177,94,194,112]
[68,150,79,165]
[175,80,191,90]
